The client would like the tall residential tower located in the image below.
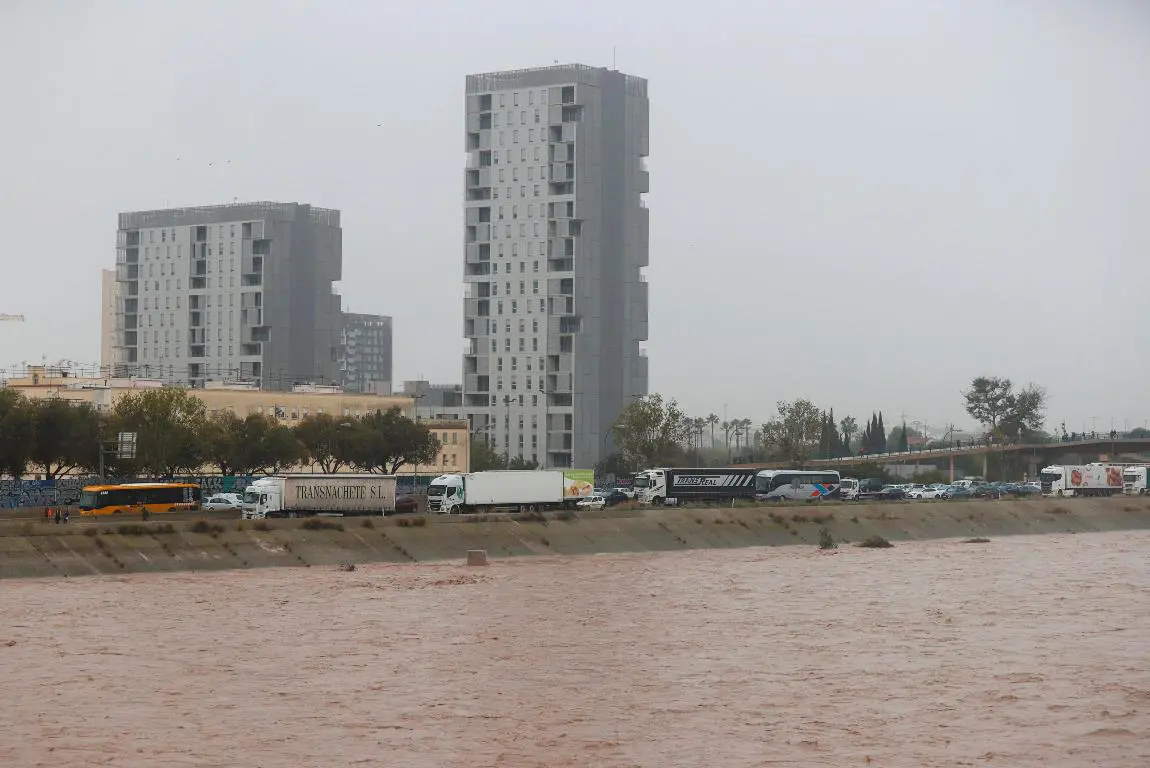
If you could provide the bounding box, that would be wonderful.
[112,202,343,389]
[462,65,649,469]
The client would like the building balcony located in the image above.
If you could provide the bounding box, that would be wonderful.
[550,162,575,183]
[464,374,490,393]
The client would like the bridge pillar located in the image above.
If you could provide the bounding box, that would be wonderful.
[949,455,955,483]
[982,453,989,480]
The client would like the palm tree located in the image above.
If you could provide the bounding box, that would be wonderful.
[721,420,733,458]
[707,413,720,448]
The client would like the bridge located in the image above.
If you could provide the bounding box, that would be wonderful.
[737,437,1150,480]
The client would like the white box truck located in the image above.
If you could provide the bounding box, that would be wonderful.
[1038,464,1124,497]
[426,469,594,514]
[241,474,398,519]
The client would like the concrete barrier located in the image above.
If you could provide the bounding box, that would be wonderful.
[0,497,1148,580]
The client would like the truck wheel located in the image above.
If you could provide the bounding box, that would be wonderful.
[1056,490,1063,497]
[652,497,663,507]
[527,504,538,513]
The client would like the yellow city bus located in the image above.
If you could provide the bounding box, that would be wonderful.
[77,483,202,516]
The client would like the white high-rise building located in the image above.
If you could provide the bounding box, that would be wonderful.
[462,65,650,469]
[112,202,343,389]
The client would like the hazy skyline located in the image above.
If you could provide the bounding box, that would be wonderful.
[2,0,1148,435]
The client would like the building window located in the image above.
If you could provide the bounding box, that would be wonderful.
[532,338,538,351]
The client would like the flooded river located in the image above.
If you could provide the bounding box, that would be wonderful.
[2,531,1148,767]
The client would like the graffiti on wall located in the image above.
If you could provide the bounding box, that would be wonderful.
[0,476,256,509]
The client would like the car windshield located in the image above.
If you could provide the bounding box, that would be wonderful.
[632,477,650,488]
[243,491,260,504]
[427,484,447,496]
[1039,472,1061,483]
[78,491,100,509]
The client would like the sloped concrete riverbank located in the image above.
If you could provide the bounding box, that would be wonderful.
[1,497,1148,579]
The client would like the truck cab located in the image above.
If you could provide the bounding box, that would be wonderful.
[427,474,465,513]
[839,478,860,500]
[241,477,282,519]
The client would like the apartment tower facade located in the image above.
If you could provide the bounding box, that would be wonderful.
[112,202,343,389]
[339,312,393,394]
[462,65,650,469]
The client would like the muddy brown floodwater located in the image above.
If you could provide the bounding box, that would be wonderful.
[2,532,1149,767]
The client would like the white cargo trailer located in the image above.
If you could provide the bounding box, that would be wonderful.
[426,470,593,514]
[1038,464,1124,497]
[241,474,398,518]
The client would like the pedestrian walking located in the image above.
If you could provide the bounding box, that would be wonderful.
[44,507,51,522]
[62,509,70,525]
[53,508,61,525]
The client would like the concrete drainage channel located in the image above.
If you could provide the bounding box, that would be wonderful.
[1,498,1149,580]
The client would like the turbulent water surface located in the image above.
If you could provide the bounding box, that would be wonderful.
[2,531,1148,767]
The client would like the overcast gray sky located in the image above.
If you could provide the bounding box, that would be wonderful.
[2,0,1148,435]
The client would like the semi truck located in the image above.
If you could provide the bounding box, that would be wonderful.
[1122,465,1150,495]
[241,474,398,519]
[426,469,594,514]
[632,467,760,506]
[1038,464,1124,497]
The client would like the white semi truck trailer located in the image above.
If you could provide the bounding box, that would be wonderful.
[426,470,594,514]
[241,474,398,519]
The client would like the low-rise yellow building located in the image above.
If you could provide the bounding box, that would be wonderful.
[2,369,469,475]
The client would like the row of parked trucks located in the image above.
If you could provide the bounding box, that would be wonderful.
[239,470,595,518]
[234,461,1150,519]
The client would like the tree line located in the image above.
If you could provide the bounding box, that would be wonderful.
[0,388,441,479]
[605,376,1048,470]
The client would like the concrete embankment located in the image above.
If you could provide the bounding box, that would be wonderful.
[2,497,1149,580]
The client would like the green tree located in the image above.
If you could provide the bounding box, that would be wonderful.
[896,421,910,452]
[294,413,358,473]
[597,451,637,477]
[876,412,887,452]
[612,394,690,468]
[204,412,306,475]
[963,376,1046,439]
[839,415,858,455]
[110,388,208,476]
[470,436,505,471]
[202,410,247,475]
[351,408,441,474]
[0,389,34,478]
[249,418,308,473]
[507,455,538,470]
[759,399,824,465]
[27,398,102,478]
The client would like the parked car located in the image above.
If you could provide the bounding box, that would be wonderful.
[604,490,630,507]
[202,493,242,511]
[393,495,419,514]
[942,485,972,499]
[970,486,1001,500]
[908,487,944,499]
[577,494,607,511]
[613,487,636,499]
[880,485,908,501]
